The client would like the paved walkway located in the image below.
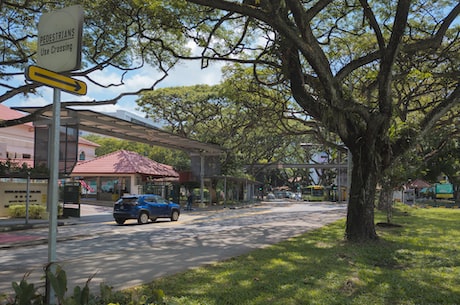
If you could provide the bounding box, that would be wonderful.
[0,203,112,248]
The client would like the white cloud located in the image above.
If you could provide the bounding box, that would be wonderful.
[4,92,50,108]
[159,60,223,88]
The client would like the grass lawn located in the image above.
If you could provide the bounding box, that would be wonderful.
[129,205,460,305]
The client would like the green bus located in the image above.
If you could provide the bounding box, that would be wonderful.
[435,183,454,199]
[301,185,326,201]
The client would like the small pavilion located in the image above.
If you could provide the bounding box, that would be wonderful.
[71,149,179,201]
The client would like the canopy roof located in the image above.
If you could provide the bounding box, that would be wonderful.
[407,179,432,189]
[14,106,223,155]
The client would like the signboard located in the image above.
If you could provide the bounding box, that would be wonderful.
[26,65,87,95]
[37,5,83,72]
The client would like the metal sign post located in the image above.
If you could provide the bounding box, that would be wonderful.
[34,6,84,303]
[47,88,61,304]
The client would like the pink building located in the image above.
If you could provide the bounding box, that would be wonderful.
[0,104,99,167]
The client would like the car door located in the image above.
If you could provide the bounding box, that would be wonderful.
[143,196,158,217]
[145,195,169,217]
[153,196,170,217]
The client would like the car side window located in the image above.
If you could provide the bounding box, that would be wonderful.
[156,196,168,204]
[144,196,156,204]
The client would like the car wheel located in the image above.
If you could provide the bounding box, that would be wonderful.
[138,212,149,224]
[115,218,126,225]
[170,210,179,221]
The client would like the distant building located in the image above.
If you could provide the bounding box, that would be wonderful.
[0,104,35,162]
[104,109,159,128]
[0,104,99,167]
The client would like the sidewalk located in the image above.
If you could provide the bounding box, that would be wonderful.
[0,200,113,231]
[0,202,116,248]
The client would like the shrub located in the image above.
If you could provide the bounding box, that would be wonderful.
[8,204,46,219]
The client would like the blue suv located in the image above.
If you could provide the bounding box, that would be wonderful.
[113,194,180,225]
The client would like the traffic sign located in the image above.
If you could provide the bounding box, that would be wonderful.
[25,65,87,95]
[37,5,83,72]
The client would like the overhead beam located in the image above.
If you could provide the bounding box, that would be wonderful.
[249,163,348,169]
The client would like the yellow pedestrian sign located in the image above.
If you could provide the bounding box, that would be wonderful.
[25,65,87,95]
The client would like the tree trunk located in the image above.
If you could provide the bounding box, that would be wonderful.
[345,148,379,241]
[377,181,394,223]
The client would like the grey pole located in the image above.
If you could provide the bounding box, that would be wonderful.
[25,171,30,224]
[200,154,205,207]
[47,88,61,304]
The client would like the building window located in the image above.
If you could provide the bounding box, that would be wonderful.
[79,151,86,161]
[22,154,31,159]
[6,152,17,158]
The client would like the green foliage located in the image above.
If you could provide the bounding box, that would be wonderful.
[46,265,68,303]
[136,72,316,180]
[11,277,42,305]
[8,205,46,219]
[137,84,224,139]
[3,264,169,305]
[1,0,190,106]
[83,134,190,171]
[68,284,90,305]
[0,160,48,178]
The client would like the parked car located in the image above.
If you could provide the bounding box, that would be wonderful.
[274,190,293,199]
[113,194,180,225]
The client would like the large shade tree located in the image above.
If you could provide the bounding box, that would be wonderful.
[136,69,316,179]
[173,0,460,241]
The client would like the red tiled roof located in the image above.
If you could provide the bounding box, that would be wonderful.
[71,150,179,177]
[407,179,431,189]
[0,104,24,120]
[0,104,33,127]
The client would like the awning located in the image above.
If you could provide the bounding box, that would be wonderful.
[14,106,223,155]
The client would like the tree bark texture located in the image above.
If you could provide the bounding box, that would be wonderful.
[345,145,379,241]
[378,181,394,223]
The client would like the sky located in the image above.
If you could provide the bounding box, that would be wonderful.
[4,57,224,118]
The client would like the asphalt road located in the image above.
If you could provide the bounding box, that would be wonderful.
[0,201,346,295]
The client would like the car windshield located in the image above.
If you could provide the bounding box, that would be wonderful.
[312,189,324,196]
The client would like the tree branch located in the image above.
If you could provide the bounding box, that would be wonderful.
[378,0,410,116]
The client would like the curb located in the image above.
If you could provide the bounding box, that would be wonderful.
[0,220,69,232]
